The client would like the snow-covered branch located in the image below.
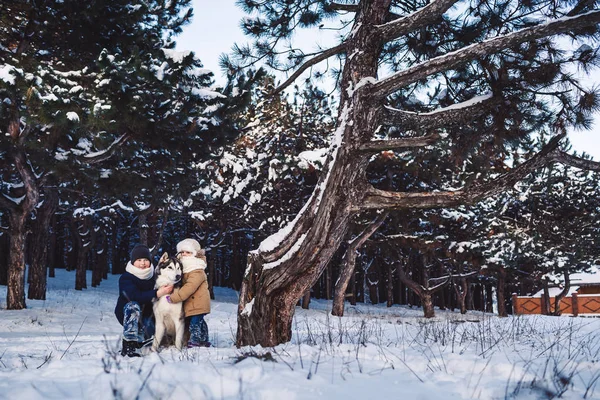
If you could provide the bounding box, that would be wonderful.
[358,133,440,152]
[359,134,567,210]
[78,132,131,164]
[370,10,600,99]
[376,0,460,42]
[381,94,497,132]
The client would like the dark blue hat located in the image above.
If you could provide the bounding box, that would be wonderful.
[130,244,151,263]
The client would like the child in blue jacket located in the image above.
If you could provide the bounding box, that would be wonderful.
[114,244,172,357]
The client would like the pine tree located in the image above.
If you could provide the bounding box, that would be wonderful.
[0,0,223,308]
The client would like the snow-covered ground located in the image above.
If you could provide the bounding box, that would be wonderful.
[1,270,599,400]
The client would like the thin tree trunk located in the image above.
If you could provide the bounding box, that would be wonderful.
[496,266,507,317]
[542,280,551,315]
[552,270,571,316]
[28,189,58,300]
[386,261,394,307]
[0,214,9,285]
[47,213,57,278]
[396,256,449,318]
[72,216,91,290]
[5,150,39,309]
[301,290,311,309]
[332,212,387,316]
[7,212,29,309]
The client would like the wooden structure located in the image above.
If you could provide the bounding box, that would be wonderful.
[513,273,600,315]
[512,293,600,316]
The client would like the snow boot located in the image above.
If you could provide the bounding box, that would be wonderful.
[121,339,141,357]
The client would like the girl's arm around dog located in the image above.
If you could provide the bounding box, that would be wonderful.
[169,270,206,303]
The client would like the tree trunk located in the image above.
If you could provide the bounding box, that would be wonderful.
[453,278,468,314]
[7,212,29,309]
[552,270,571,316]
[301,290,311,309]
[542,280,551,315]
[421,292,435,318]
[386,261,394,307]
[27,189,58,300]
[47,214,57,278]
[350,267,357,306]
[236,1,391,348]
[0,215,9,285]
[396,257,449,318]
[332,212,387,316]
[72,216,91,290]
[496,266,507,317]
[5,150,40,309]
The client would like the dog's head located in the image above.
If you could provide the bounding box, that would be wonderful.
[155,252,183,287]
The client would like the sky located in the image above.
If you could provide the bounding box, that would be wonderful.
[175,1,600,160]
[1,268,600,399]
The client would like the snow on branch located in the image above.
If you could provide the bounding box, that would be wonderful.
[359,134,580,210]
[73,200,134,218]
[79,132,130,164]
[358,133,441,152]
[370,10,600,99]
[382,93,497,132]
[376,0,460,42]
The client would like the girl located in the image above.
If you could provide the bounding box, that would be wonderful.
[166,238,211,347]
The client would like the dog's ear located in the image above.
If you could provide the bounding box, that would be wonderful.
[159,252,169,264]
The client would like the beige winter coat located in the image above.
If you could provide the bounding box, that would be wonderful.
[170,259,210,316]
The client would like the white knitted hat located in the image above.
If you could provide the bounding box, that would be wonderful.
[176,238,201,256]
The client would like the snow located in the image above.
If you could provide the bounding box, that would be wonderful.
[66,112,80,122]
[2,270,600,399]
[0,64,22,85]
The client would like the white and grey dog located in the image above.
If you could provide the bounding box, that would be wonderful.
[152,252,184,351]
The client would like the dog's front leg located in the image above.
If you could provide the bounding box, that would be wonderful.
[174,316,185,350]
[153,315,165,352]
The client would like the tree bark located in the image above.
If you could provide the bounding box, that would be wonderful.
[47,213,57,278]
[72,215,91,290]
[4,150,40,309]
[396,256,449,318]
[453,277,469,314]
[7,212,29,309]
[542,279,551,315]
[28,189,58,300]
[552,270,571,316]
[332,212,387,316]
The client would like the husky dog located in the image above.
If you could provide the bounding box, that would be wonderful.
[152,252,184,351]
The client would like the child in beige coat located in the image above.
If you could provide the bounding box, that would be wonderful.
[166,238,211,347]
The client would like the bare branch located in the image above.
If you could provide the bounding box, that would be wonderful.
[370,10,600,99]
[358,133,441,152]
[329,3,359,12]
[376,0,460,42]
[382,94,500,132]
[272,43,347,95]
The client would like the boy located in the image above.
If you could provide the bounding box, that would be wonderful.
[114,244,173,357]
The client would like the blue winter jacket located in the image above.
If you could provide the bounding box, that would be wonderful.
[114,269,157,325]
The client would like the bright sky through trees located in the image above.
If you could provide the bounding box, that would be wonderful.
[176,0,600,160]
